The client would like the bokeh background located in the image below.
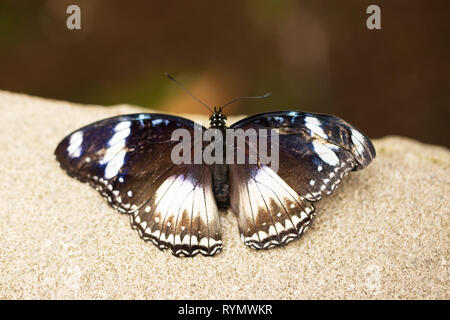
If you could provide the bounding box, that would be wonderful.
[0,0,448,146]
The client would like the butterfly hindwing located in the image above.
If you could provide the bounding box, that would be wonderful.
[229,163,315,249]
[130,163,222,256]
[55,113,222,256]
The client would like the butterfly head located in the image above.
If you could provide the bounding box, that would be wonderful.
[209,107,227,128]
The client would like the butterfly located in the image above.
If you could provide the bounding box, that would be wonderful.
[55,76,376,257]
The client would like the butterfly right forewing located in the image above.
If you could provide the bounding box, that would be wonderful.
[230,111,376,202]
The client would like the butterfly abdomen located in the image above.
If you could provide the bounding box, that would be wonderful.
[212,163,230,209]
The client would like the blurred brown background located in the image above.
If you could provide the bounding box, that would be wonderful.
[0,0,448,146]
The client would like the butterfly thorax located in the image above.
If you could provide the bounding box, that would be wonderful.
[209,107,227,129]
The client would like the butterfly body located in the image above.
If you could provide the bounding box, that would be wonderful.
[55,109,375,257]
[208,107,231,209]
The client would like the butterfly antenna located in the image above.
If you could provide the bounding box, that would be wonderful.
[221,92,271,110]
[165,73,214,113]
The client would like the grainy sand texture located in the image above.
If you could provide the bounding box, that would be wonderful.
[0,90,448,299]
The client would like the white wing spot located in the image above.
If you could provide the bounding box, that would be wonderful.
[67,131,83,158]
[304,115,320,125]
[312,141,339,166]
[305,116,328,139]
[127,190,133,197]
[104,150,126,179]
[114,120,132,131]
[109,127,131,146]
[350,128,366,155]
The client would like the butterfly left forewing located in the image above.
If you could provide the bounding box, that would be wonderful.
[55,114,188,213]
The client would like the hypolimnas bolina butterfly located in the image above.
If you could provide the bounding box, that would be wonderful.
[55,75,375,257]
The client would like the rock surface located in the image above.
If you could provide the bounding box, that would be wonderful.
[0,91,448,299]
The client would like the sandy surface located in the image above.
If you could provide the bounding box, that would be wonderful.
[0,90,448,299]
